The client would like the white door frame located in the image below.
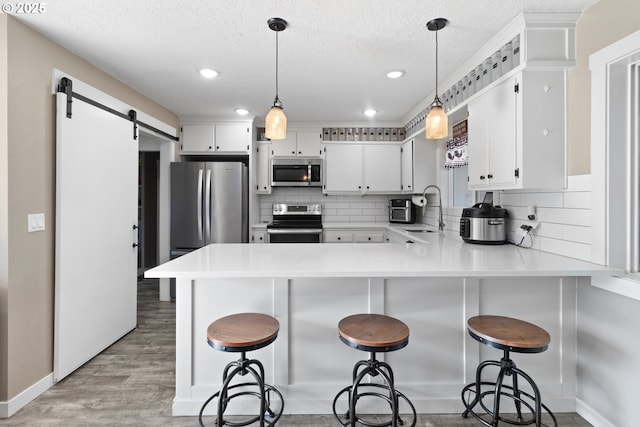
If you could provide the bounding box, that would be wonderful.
[139,130,176,301]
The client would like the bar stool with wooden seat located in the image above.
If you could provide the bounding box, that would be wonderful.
[461,315,557,427]
[198,313,284,427]
[332,313,416,427]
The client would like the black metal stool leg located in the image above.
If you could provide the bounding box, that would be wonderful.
[199,352,283,427]
[462,359,501,418]
[461,356,558,427]
[333,352,416,427]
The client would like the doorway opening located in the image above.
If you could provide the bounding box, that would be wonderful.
[138,151,160,276]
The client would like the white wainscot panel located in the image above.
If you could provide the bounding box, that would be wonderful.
[384,278,466,400]
[288,278,369,387]
[191,278,277,396]
[477,277,577,411]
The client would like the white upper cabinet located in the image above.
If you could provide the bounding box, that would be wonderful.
[323,144,401,194]
[270,133,297,157]
[467,70,566,190]
[255,141,271,194]
[323,144,363,193]
[467,76,518,189]
[363,145,401,193]
[401,137,437,194]
[214,123,251,152]
[271,129,323,157]
[181,122,251,154]
[181,124,214,153]
[296,131,323,157]
[401,139,414,192]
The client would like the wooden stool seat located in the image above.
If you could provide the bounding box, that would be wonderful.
[206,313,279,352]
[467,315,550,353]
[338,313,409,352]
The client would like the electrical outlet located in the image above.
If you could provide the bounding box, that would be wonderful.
[518,224,531,236]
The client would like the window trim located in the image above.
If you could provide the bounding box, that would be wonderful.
[590,29,640,300]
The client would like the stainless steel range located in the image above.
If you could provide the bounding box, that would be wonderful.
[266,203,322,243]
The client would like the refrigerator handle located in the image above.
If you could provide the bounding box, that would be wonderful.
[197,169,203,241]
[205,168,212,241]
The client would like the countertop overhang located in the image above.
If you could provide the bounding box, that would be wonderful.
[146,229,614,279]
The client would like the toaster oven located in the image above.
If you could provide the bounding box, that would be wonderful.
[389,199,416,224]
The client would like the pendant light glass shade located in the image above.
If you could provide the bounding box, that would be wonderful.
[425,18,448,140]
[265,102,287,140]
[426,97,448,140]
[265,18,288,140]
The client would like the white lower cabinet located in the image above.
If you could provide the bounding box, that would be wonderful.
[324,228,386,243]
[324,230,354,243]
[251,228,267,244]
[353,231,386,243]
[323,144,402,194]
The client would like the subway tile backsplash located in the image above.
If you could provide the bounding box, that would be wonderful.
[259,188,390,223]
[258,175,594,263]
[497,175,593,261]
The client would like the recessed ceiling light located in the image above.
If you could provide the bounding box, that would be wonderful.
[235,108,250,116]
[199,68,219,79]
[386,70,405,79]
[364,109,377,117]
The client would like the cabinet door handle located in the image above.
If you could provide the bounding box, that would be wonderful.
[292,151,296,154]
[337,237,341,240]
[480,175,486,180]
[487,174,493,179]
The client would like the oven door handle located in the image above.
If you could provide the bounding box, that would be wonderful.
[266,228,323,234]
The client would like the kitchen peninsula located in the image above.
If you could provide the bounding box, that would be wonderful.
[145,230,613,416]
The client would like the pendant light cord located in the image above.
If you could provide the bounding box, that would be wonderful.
[275,30,279,101]
[435,28,439,97]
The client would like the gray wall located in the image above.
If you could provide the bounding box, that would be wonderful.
[0,15,178,402]
[568,1,640,426]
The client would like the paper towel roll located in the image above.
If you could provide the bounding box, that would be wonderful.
[412,195,426,207]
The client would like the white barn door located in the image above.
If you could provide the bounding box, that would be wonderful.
[54,91,138,381]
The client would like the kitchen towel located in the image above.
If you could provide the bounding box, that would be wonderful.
[445,119,468,168]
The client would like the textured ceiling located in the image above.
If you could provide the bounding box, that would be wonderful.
[14,0,598,125]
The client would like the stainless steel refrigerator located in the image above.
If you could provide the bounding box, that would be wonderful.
[169,161,248,299]
[171,161,248,250]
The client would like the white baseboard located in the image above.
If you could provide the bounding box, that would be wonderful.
[0,373,54,418]
[576,397,615,427]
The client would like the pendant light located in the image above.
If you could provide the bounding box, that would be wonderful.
[265,17,288,140]
[425,18,448,140]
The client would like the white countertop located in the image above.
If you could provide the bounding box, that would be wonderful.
[147,229,614,279]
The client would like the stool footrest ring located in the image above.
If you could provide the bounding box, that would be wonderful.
[333,356,416,427]
[199,355,283,427]
[461,357,557,427]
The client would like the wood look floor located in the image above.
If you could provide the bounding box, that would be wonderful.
[0,280,593,426]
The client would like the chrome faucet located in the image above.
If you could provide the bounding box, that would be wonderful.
[421,185,445,231]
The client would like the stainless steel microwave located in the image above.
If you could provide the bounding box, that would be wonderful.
[271,158,322,187]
